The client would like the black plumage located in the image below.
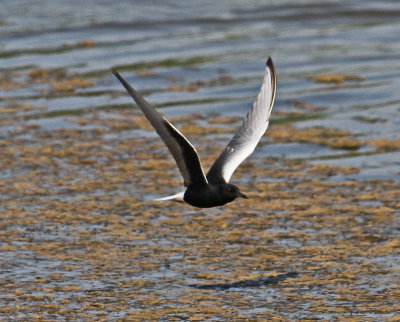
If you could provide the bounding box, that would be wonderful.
[112,57,276,208]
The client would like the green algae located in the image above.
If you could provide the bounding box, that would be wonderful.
[1,47,399,321]
[1,107,399,319]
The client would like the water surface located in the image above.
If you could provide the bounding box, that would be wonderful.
[1,0,399,320]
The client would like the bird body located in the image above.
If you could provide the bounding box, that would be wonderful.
[113,57,276,208]
[184,183,247,208]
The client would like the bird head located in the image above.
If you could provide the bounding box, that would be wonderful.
[219,184,248,202]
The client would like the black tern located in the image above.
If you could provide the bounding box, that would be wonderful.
[112,57,276,208]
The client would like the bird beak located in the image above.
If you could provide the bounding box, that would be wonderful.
[237,191,248,199]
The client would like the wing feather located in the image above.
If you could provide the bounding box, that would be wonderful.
[207,57,277,184]
[112,69,207,187]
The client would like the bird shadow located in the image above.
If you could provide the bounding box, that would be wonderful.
[188,271,299,290]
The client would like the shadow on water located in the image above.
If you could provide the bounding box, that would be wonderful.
[188,271,299,290]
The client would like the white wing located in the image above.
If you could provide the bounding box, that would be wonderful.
[206,57,277,184]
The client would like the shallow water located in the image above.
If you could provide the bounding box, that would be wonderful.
[1,0,399,320]
[1,0,400,180]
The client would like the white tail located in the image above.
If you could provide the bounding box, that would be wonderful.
[153,191,185,203]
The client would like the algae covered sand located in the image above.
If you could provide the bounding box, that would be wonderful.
[1,105,399,319]
[1,0,400,319]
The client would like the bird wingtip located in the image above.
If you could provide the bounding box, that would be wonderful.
[266,56,273,68]
[111,67,119,76]
[111,68,127,85]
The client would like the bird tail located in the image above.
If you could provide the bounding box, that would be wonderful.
[153,191,185,203]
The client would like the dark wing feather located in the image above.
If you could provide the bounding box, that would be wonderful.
[112,69,207,187]
[207,57,277,184]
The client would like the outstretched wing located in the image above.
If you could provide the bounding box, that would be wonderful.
[206,57,277,184]
[113,69,207,187]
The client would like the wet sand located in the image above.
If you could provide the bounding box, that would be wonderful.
[1,106,399,319]
[1,0,400,320]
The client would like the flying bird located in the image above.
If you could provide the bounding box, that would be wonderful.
[112,57,276,208]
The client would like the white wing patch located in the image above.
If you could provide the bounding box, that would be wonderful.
[221,121,270,183]
[207,58,276,184]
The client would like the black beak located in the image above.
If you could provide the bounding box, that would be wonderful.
[237,191,248,199]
